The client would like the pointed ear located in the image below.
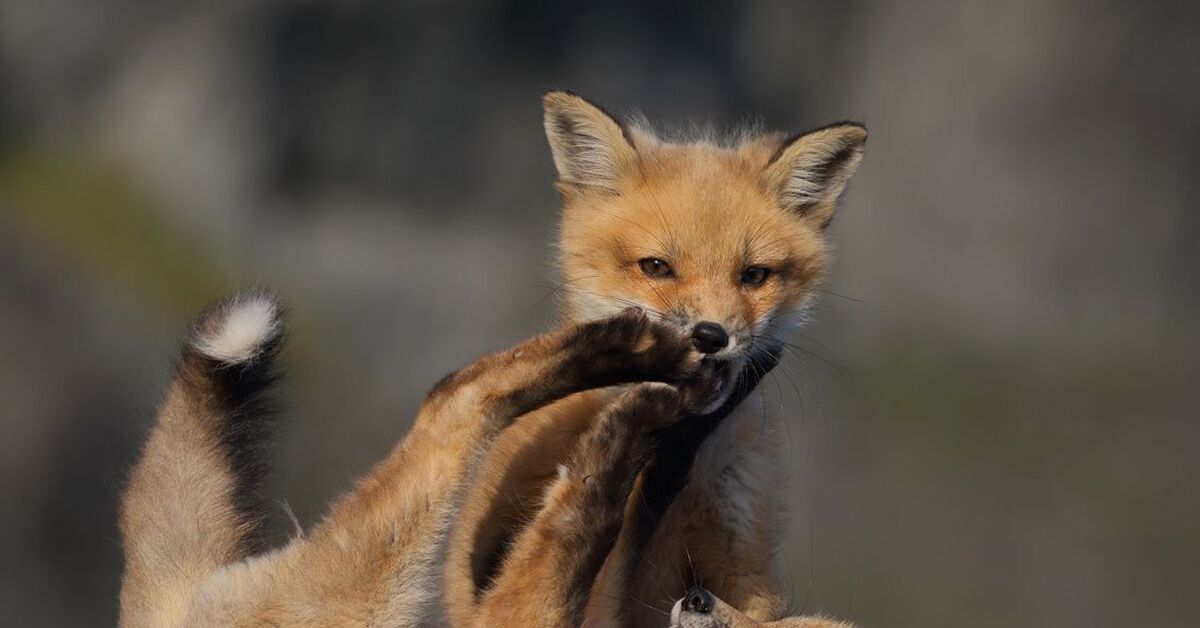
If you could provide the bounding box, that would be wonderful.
[543,91,638,193]
[763,122,867,228]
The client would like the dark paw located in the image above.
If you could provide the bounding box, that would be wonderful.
[624,383,683,415]
[608,362,724,431]
[676,359,726,415]
[575,308,700,384]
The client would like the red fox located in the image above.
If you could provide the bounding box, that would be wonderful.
[448,92,866,627]
[116,92,865,627]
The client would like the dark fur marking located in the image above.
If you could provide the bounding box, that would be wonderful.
[766,120,866,169]
[767,122,864,224]
[492,310,692,419]
[178,292,286,547]
[476,528,516,598]
[426,368,463,400]
[809,143,859,189]
[459,311,696,601]
[549,388,678,626]
[545,89,638,174]
[474,385,682,609]
[793,142,860,221]
[624,346,783,566]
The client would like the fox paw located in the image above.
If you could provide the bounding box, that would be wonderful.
[614,361,723,429]
[575,308,701,385]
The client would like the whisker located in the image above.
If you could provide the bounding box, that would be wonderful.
[640,274,680,319]
[683,542,700,589]
[633,145,678,260]
[752,328,844,375]
[590,591,671,617]
[799,522,815,615]
[523,274,598,320]
[810,287,865,303]
[775,344,830,430]
[590,204,674,257]
[792,330,842,364]
[562,289,671,321]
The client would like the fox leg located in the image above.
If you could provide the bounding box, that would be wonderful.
[443,391,609,625]
[466,379,716,628]
[182,307,702,625]
[650,398,790,621]
[118,291,284,628]
[612,350,789,627]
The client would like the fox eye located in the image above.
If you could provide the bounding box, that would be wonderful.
[740,266,770,287]
[638,258,674,278]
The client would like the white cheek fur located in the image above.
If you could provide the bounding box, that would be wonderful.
[751,301,814,347]
[567,290,631,322]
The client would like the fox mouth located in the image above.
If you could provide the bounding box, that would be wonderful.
[699,357,738,415]
[694,340,783,417]
[669,599,721,628]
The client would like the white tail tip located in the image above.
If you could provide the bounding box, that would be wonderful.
[191,292,282,364]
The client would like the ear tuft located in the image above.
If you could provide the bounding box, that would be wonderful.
[543,91,637,192]
[764,122,867,228]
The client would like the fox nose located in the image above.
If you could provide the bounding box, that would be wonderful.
[682,587,714,614]
[691,322,729,354]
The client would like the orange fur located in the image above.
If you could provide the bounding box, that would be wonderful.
[120,303,707,626]
[450,92,865,627]
[118,91,866,628]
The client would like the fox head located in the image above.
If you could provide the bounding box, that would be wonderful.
[544,91,866,409]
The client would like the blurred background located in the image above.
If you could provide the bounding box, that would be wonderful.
[2,1,1198,626]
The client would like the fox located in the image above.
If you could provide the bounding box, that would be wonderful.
[445,91,866,627]
[117,91,866,626]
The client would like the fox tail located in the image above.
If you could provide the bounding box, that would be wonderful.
[118,290,284,627]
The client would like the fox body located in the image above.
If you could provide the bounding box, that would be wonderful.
[116,92,865,627]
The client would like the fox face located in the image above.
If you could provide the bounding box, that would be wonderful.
[545,91,866,409]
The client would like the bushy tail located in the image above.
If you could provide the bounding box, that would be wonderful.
[118,290,284,628]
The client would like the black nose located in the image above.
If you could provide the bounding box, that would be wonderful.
[691,322,729,354]
[682,587,714,614]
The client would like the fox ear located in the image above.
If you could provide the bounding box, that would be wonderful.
[543,91,638,193]
[764,122,867,228]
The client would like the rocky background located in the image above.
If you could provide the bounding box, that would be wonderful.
[1,1,1197,626]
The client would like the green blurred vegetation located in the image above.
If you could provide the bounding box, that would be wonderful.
[828,335,1200,626]
[0,148,224,319]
